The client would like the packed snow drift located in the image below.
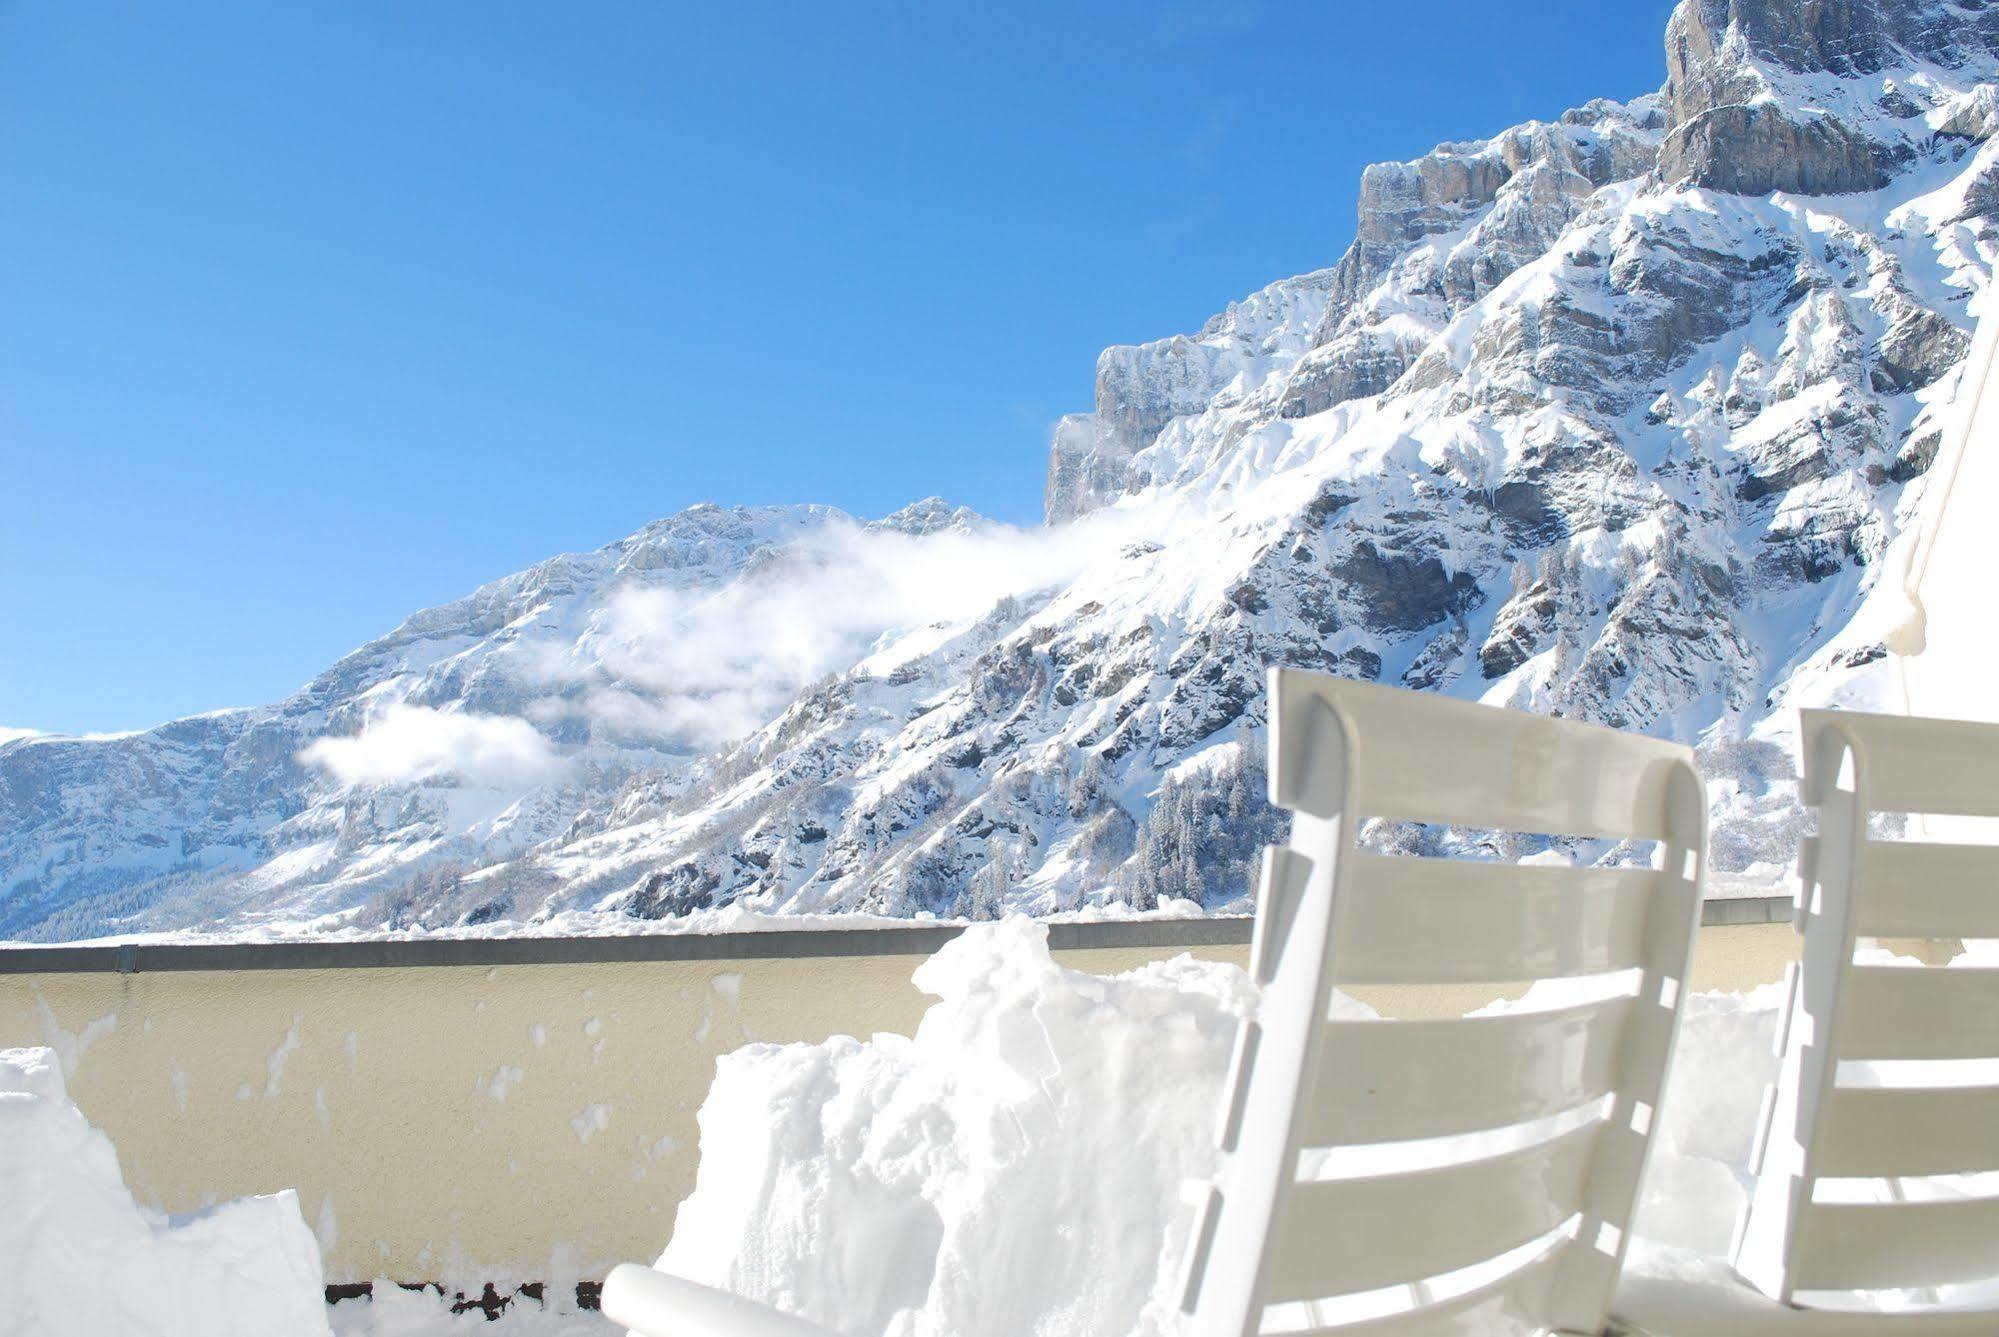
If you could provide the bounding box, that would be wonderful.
[653,918,1254,1337]
[0,1043,609,1335]
[0,1045,331,1337]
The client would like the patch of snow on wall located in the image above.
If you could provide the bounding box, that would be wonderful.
[266,1015,303,1096]
[569,1103,613,1144]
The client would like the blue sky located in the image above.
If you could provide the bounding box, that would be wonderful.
[1,1,1678,734]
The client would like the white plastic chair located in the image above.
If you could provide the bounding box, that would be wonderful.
[1724,708,1999,1319]
[1179,670,1706,1336]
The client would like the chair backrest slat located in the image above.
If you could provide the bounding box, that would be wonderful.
[1789,1197,1999,1293]
[1734,707,1999,1306]
[1275,1245,1566,1337]
[1303,1001,1633,1145]
[1800,710,1999,818]
[1815,1084,1999,1178]
[1337,855,1655,985]
[1272,671,1692,840]
[1838,965,1999,1060]
[1261,1122,1601,1303]
[1855,839,1999,938]
[1183,671,1705,1337]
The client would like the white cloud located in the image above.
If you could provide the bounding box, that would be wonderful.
[0,727,45,747]
[298,506,1154,788]
[563,511,1143,750]
[300,705,568,790]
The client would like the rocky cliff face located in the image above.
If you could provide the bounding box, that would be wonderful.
[1044,270,1338,522]
[1660,0,1999,194]
[5,0,1996,939]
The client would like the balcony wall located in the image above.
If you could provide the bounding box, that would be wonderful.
[0,907,1792,1289]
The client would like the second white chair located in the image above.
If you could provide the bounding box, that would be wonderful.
[1733,709,1999,1316]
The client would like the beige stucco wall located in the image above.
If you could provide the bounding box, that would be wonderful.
[0,925,1798,1287]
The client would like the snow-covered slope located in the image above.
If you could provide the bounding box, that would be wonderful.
[5,0,1996,940]
[0,500,1009,937]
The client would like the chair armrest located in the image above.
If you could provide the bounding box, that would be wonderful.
[599,1263,843,1337]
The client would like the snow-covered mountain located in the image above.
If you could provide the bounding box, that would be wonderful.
[5,0,1996,940]
[0,499,1010,937]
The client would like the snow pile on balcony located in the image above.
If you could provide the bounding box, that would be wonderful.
[654,916,1255,1337]
[0,1045,331,1337]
